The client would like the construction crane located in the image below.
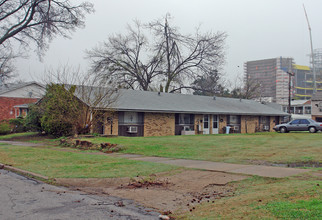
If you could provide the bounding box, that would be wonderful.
[303,4,317,94]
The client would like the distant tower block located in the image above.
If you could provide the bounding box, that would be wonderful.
[244,57,293,105]
[312,48,322,70]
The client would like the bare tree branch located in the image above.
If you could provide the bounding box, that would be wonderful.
[0,50,18,83]
[87,14,227,93]
[87,20,163,91]
[0,0,94,55]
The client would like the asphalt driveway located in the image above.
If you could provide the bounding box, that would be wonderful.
[0,169,160,220]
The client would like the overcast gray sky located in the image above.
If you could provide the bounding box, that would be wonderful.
[17,0,322,84]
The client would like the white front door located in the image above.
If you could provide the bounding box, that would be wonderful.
[212,115,219,134]
[203,115,209,134]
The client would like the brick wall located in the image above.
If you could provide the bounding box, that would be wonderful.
[218,115,227,134]
[144,112,175,137]
[270,117,276,132]
[194,114,203,134]
[241,115,259,133]
[104,111,119,136]
[0,97,38,121]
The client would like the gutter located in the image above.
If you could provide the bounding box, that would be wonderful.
[99,108,290,117]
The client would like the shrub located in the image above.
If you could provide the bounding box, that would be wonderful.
[9,117,26,133]
[39,83,80,137]
[24,105,42,132]
[41,115,74,137]
[0,122,11,135]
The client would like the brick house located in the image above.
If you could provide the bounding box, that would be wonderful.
[0,82,45,121]
[79,89,288,137]
[311,92,322,122]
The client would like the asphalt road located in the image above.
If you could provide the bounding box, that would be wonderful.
[0,169,160,220]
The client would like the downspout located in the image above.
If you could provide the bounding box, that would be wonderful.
[90,111,93,133]
[245,117,247,134]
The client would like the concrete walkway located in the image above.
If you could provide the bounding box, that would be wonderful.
[0,140,44,147]
[115,154,310,178]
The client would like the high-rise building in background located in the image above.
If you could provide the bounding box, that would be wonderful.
[245,54,322,104]
[244,57,293,104]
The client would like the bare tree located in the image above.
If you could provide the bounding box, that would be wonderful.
[227,74,261,99]
[242,74,261,99]
[87,14,226,93]
[87,21,163,91]
[149,14,226,93]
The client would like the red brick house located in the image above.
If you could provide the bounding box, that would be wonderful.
[0,82,45,121]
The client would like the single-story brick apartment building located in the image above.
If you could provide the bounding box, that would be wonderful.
[81,89,289,137]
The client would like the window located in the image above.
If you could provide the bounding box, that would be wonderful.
[124,112,138,124]
[227,115,241,124]
[118,112,144,125]
[176,114,194,125]
[175,114,195,135]
[300,119,309,124]
[227,115,241,133]
[319,102,322,112]
[260,116,269,124]
[213,115,218,129]
[290,119,300,124]
[204,115,209,129]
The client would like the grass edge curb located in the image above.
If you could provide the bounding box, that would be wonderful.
[0,162,49,180]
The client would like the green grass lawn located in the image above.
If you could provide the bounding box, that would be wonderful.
[0,144,179,178]
[175,174,322,219]
[1,132,321,219]
[88,132,322,165]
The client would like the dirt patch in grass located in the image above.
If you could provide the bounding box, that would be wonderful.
[56,170,247,213]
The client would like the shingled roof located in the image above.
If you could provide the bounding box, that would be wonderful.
[0,81,44,96]
[105,89,288,116]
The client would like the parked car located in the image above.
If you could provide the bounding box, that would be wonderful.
[273,119,322,133]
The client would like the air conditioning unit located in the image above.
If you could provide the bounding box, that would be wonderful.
[263,125,269,131]
[127,126,138,133]
[183,126,191,131]
[233,126,239,131]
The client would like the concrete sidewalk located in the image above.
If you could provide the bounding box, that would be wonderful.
[115,154,310,178]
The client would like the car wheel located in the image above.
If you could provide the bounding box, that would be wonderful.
[309,127,317,133]
[279,127,287,133]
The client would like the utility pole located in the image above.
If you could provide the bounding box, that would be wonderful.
[303,4,317,94]
[287,71,295,115]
